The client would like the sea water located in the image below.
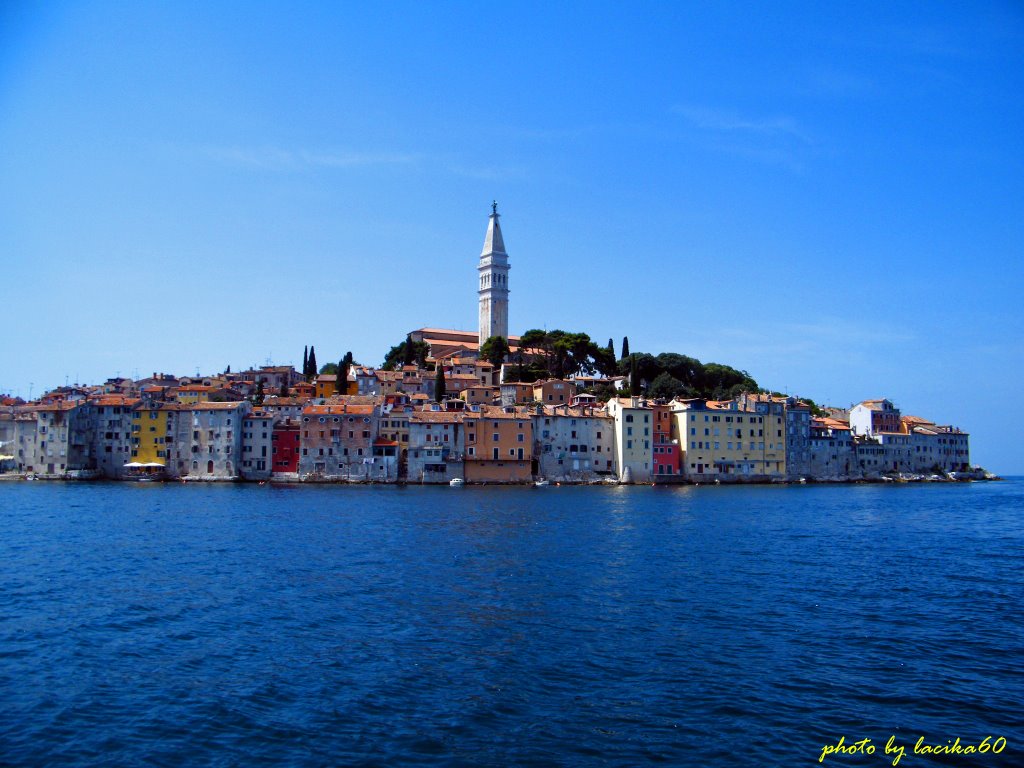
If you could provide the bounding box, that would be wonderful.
[1,481,1021,766]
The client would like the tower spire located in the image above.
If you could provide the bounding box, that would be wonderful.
[478,203,510,347]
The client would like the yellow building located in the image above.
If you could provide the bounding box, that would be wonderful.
[605,397,653,483]
[315,373,359,399]
[130,402,180,467]
[671,399,786,480]
[175,385,212,405]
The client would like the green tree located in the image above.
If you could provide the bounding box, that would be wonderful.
[253,380,265,405]
[480,335,510,368]
[307,346,317,381]
[589,340,618,377]
[319,363,338,375]
[629,355,641,396]
[621,336,630,359]
[519,329,601,379]
[302,346,309,377]
[648,372,690,400]
[514,352,527,382]
[655,353,701,389]
[435,365,446,402]
[402,334,415,366]
[382,338,428,370]
[279,383,288,397]
[700,363,756,398]
[339,351,353,394]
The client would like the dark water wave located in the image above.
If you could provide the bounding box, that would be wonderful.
[1,481,1022,766]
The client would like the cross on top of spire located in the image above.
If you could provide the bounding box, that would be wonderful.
[491,200,498,216]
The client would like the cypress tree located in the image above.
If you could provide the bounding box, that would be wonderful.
[302,346,308,377]
[253,380,265,405]
[403,334,415,366]
[308,346,317,380]
[622,336,630,360]
[279,383,288,397]
[335,358,345,394]
[435,365,446,402]
[607,338,614,358]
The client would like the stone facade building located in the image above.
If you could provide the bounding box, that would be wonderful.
[180,401,249,479]
[407,410,466,483]
[533,405,614,481]
[93,395,138,479]
[299,402,381,480]
[240,409,274,480]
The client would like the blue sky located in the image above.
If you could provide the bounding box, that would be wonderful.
[1,2,1022,472]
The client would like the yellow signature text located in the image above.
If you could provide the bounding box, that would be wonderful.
[819,735,1007,766]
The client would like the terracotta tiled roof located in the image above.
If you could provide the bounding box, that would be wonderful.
[33,401,84,412]
[821,418,851,430]
[262,396,308,406]
[901,415,934,425]
[303,404,374,415]
[188,401,248,411]
[464,405,532,420]
[540,405,611,418]
[90,395,140,407]
[410,411,464,423]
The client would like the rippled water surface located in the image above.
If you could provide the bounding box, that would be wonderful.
[1,481,1022,766]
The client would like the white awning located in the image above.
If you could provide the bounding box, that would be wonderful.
[123,462,143,467]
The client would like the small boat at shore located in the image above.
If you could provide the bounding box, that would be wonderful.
[449,478,464,487]
[534,479,550,487]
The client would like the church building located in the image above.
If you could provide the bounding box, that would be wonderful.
[410,204,520,361]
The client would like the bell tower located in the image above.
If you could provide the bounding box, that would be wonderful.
[478,201,510,346]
